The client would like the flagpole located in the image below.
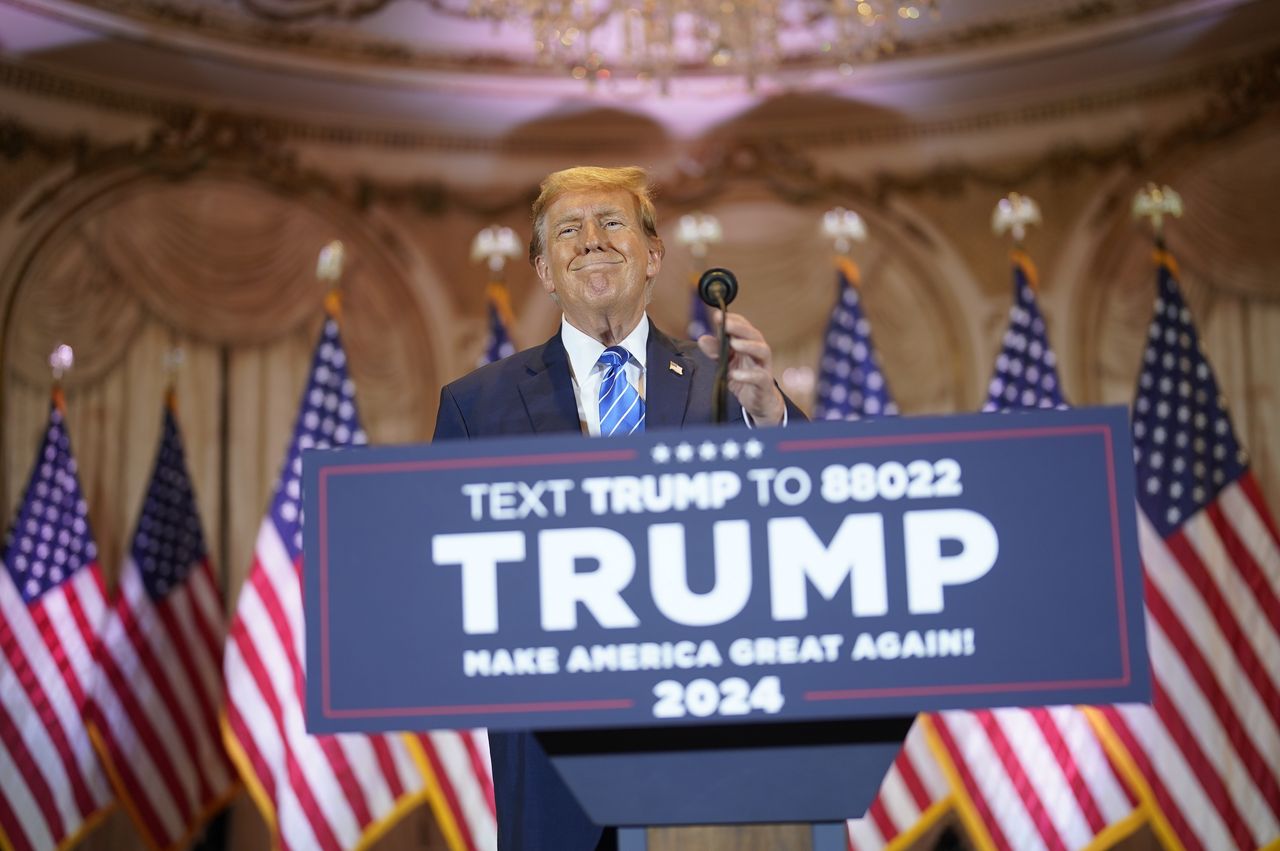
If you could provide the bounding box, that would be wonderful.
[1132,182,1183,253]
[317,239,346,319]
[49,342,73,412]
[471,225,521,365]
[1086,182,1197,850]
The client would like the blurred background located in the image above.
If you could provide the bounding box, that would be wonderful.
[2,0,1279,848]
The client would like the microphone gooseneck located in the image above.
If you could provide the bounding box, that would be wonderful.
[698,268,739,424]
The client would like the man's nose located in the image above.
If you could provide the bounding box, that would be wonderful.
[579,220,604,251]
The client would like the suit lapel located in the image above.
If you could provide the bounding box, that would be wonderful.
[518,332,583,434]
[647,326,695,430]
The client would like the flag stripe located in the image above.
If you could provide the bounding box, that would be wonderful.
[160,575,233,794]
[87,700,185,842]
[0,692,66,842]
[107,573,208,812]
[416,734,479,851]
[30,599,87,706]
[1200,501,1280,651]
[187,562,227,661]
[369,736,405,800]
[1143,555,1280,821]
[147,579,224,761]
[846,817,885,851]
[248,554,306,704]
[1103,704,1220,851]
[1047,706,1135,820]
[1030,710,1105,835]
[458,731,496,818]
[932,714,1014,851]
[252,523,306,672]
[1162,529,1280,739]
[998,709,1095,848]
[867,795,896,840]
[903,721,949,803]
[978,712,1068,851]
[0,578,98,818]
[227,616,344,851]
[233,576,358,848]
[436,731,498,851]
[47,572,103,701]
[894,746,932,813]
[879,765,921,834]
[225,686,330,851]
[0,733,48,851]
[1148,671,1252,847]
[1144,513,1280,796]
[1237,474,1280,555]
[92,617,196,827]
[330,737,383,829]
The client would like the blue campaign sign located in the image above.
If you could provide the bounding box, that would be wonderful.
[302,405,1149,735]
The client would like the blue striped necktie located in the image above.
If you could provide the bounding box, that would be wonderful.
[597,346,645,436]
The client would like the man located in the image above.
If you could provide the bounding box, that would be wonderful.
[434,165,804,850]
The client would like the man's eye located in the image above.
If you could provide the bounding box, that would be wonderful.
[604,220,623,228]
[558,226,578,237]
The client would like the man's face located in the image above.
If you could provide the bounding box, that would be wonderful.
[534,186,663,334]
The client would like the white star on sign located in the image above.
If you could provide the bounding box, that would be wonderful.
[651,444,671,463]
[721,440,740,460]
[744,439,763,458]
[699,441,718,461]
[675,442,695,462]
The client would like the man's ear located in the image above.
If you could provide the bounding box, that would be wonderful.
[534,254,554,295]
[646,236,664,279]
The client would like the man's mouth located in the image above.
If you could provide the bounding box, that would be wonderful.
[572,259,623,271]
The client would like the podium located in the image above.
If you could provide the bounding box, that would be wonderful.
[303,408,1150,841]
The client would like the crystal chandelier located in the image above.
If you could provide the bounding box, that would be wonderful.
[447,0,937,91]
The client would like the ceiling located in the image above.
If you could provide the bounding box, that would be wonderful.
[1,0,1278,140]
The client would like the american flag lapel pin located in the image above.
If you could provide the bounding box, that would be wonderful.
[669,360,684,376]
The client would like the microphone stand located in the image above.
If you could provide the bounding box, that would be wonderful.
[712,290,730,425]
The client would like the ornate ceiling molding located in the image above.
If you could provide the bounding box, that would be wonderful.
[3,41,1277,152]
[2,43,1277,220]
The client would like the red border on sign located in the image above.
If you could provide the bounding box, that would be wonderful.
[317,424,1135,722]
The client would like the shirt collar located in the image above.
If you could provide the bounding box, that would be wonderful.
[561,313,649,379]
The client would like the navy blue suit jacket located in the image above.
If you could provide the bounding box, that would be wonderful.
[432,322,805,851]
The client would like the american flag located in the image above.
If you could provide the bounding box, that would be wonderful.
[0,394,113,851]
[407,732,495,851]
[85,399,235,849]
[820,266,953,850]
[981,251,1065,412]
[925,251,1142,850]
[222,310,430,851]
[845,720,952,849]
[814,258,898,420]
[480,282,516,366]
[1092,251,1280,849]
[407,278,510,851]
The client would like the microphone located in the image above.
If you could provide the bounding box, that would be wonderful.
[697,267,739,424]
[698,267,739,309]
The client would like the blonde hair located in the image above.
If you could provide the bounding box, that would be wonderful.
[529,166,659,263]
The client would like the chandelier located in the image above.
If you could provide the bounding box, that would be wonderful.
[445,0,937,91]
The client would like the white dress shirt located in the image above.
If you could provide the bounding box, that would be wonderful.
[561,314,649,437]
